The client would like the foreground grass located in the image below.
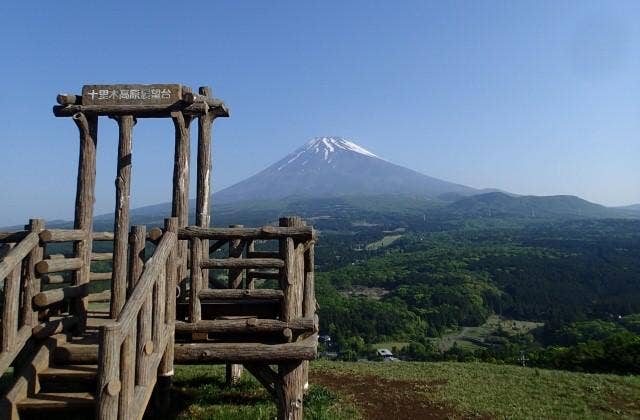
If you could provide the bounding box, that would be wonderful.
[312,360,640,419]
[172,365,359,419]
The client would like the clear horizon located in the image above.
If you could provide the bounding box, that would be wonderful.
[1,1,638,225]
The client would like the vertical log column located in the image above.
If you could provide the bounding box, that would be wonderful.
[302,223,315,393]
[111,115,134,319]
[196,86,214,286]
[160,217,179,377]
[277,216,305,420]
[171,111,191,300]
[72,112,98,332]
[226,224,244,386]
[23,219,44,327]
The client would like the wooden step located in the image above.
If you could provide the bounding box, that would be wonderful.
[17,392,95,410]
[54,343,99,364]
[39,365,98,393]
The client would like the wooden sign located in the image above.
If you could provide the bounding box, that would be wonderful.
[82,84,183,106]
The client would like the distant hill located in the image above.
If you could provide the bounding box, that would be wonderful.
[447,192,634,219]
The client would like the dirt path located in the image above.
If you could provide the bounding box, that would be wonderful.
[312,370,487,419]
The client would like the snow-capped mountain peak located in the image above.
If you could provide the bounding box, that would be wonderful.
[277,136,379,171]
[215,136,478,203]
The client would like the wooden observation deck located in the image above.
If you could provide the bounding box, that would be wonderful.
[0,84,318,419]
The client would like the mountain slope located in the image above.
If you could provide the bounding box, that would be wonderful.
[215,137,479,203]
[447,192,631,219]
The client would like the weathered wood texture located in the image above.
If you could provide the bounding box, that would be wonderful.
[111,115,134,319]
[198,289,283,301]
[196,86,214,283]
[72,112,98,333]
[278,217,307,420]
[82,84,183,106]
[174,317,316,335]
[200,258,284,269]
[180,226,314,241]
[96,218,178,419]
[173,334,317,363]
[171,111,191,301]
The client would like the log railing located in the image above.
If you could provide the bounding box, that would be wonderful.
[96,218,177,420]
[0,219,44,376]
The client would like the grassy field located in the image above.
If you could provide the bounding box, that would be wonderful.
[169,361,640,419]
[432,315,544,351]
[365,234,403,250]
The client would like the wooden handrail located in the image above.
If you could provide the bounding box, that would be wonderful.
[97,219,177,420]
[0,220,45,378]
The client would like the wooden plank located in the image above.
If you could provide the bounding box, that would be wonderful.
[90,272,112,281]
[82,84,182,106]
[32,316,79,338]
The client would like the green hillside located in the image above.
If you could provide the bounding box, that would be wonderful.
[170,361,640,419]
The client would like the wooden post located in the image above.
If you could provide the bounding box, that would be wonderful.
[302,223,315,394]
[246,240,255,290]
[1,243,20,352]
[196,86,214,284]
[72,112,98,331]
[277,217,305,420]
[23,219,44,327]
[171,111,191,301]
[111,115,134,319]
[160,217,178,377]
[97,325,120,419]
[226,224,244,386]
[129,226,150,387]
[189,237,202,324]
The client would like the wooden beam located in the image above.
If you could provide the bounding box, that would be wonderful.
[200,258,284,270]
[40,229,85,242]
[33,283,89,308]
[199,289,283,301]
[174,334,317,363]
[53,101,229,118]
[179,226,315,241]
[35,257,83,274]
[175,317,316,335]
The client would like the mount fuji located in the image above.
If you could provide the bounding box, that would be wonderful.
[215,136,482,203]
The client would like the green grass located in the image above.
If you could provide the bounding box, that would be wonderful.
[365,234,403,250]
[312,360,640,419]
[171,365,359,419]
[432,315,544,351]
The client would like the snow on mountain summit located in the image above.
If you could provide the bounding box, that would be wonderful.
[277,137,379,171]
[215,136,479,203]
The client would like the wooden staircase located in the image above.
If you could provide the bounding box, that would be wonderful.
[1,84,318,419]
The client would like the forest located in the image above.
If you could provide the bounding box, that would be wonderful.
[315,218,640,374]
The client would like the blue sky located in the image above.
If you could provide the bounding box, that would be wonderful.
[1,1,638,225]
